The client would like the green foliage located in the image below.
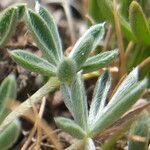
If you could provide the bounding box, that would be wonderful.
[0,75,16,117]
[0,120,20,150]
[128,111,150,150]
[129,1,150,45]
[57,58,77,83]
[89,0,150,76]
[61,72,88,131]
[0,75,20,150]
[0,7,17,48]
[10,2,117,84]
[88,71,111,125]
[1,2,148,149]
[10,50,56,76]
[55,117,86,139]
[0,4,25,48]
[69,23,105,69]
[56,67,148,142]
[82,49,118,73]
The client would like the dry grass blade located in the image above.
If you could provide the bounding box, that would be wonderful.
[113,0,126,78]
[102,25,112,52]
[125,41,134,60]
[22,111,62,150]
[62,0,76,44]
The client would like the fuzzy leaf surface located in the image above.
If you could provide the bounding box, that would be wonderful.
[89,78,148,137]
[0,120,20,150]
[0,7,18,48]
[10,50,56,76]
[25,9,59,65]
[69,23,105,69]
[89,71,111,126]
[55,117,86,139]
[15,3,26,20]
[70,72,88,130]
[35,2,63,60]
[108,67,139,106]
[82,49,118,73]
[60,83,73,117]
[0,75,17,117]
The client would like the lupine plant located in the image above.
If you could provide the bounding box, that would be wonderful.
[9,2,118,83]
[55,67,148,149]
[0,75,20,150]
[0,1,149,149]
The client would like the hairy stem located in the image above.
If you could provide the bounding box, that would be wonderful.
[0,77,60,132]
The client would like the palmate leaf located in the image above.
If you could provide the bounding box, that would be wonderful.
[55,117,86,139]
[89,71,111,126]
[90,78,148,137]
[82,49,118,73]
[0,120,20,150]
[25,9,59,65]
[69,23,105,69]
[89,72,148,137]
[35,2,63,60]
[10,50,56,76]
[0,75,17,117]
[129,1,150,45]
[0,7,18,48]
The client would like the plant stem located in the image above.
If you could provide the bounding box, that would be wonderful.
[0,77,60,132]
[0,71,100,132]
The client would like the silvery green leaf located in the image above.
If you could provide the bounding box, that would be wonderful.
[10,50,56,76]
[25,9,59,65]
[70,72,88,130]
[60,83,73,117]
[89,71,111,126]
[35,2,63,60]
[69,23,105,69]
[108,67,139,107]
[0,120,20,150]
[0,75,17,117]
[15,3,26,20]
[82,49,118,73]
[89,78,148,138]
[129,1,150,45]
[128,111,150,150]
[85,138,96,150]
[55,117,86,139]
[0,7,18,48]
